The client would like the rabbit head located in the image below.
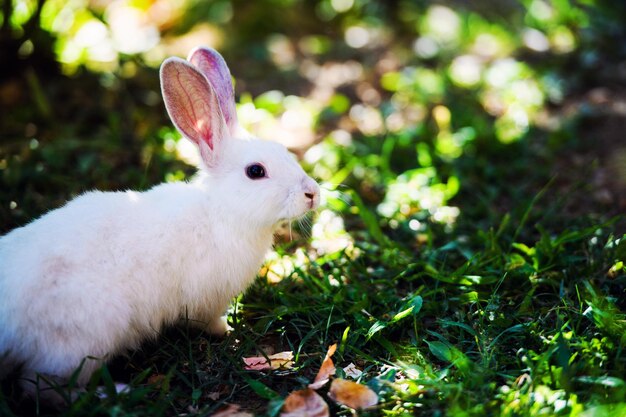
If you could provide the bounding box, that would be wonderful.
[160,47,319,227]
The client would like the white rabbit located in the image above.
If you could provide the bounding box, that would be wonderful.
[0,47,319,404]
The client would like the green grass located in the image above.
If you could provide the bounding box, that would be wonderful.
[2,135,625,416]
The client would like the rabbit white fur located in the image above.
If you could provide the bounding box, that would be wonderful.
[0,47,319,402]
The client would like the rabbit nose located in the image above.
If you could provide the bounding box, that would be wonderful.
[302,179,319,208]
[304,190,318,209]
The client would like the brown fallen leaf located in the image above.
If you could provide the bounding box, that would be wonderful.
[308,344,337,389]
[342,363,363,379]
[243,351,294,371]
[207,383,230,401]
[147,373,166,386]
[328,379,378,409]
[210,404,254,417]
[280,388,329,417]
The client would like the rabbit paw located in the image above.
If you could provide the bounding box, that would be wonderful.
[206,316,232,336]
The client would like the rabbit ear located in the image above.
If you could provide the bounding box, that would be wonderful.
[187,47,238,136]
[160,57,227,168]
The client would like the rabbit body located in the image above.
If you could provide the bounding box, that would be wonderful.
[0,47,319,400]
[0,138,311,384]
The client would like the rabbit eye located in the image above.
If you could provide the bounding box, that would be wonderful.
[246,163,266,180]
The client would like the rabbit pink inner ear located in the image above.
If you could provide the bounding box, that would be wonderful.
[187,47,238,136]
[160,57,226,152]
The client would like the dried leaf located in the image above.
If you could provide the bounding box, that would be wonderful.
[280,388,329,417]
[243,351,294,371]
[147,373,166,387]
[342,363,363,379]
[207,384,230,401]
[328,379,378,409]
[308,344,337,389]
[210,404,254,417]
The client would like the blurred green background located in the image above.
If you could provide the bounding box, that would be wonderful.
[2,0,625,241]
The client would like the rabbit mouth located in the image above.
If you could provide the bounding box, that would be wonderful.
[280,209,311,224]
[279,202,316,224]
[277,180,319,222]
